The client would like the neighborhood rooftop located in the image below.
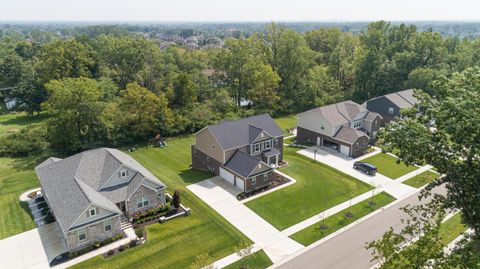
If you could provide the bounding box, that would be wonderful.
[35,148,166,233]
[304,100,380,125]
[205,113,283,150]
[370,89,418,109]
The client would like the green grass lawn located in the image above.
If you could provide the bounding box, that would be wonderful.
[402,170,440,188]
[0,112,48,137]
[361,153,417,179]
[0,157,41,239]
[290,192,396,246]
[439,213,468,245]
[245,146,372,230]
[71,136,251,269]
[274,114,296,135]
[224,250,272,269]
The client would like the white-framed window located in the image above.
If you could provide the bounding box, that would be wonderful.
[264,140,271,150]
[254,143,261,152]
[251,177,256,185]
[89,208,96,217]
[320,123,325,130]
[353,121,362,128]
[137,196,149,208]
[78,228,86,241]
[388,107,394,114]
[120,170,127,178]
[104,219,112,231]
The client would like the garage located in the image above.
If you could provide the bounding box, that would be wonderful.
[339,144,350,155]
[219,167,245,192]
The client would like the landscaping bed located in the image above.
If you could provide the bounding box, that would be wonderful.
[290,192,396,246]
[131,204,171,225]
[236,172,291,201]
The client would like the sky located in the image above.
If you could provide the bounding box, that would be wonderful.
[1,0,480,22]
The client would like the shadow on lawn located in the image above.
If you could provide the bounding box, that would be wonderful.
[20,201,34,221]
[179,169,213,185]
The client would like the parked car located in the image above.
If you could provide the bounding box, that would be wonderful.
[353,161,377,175]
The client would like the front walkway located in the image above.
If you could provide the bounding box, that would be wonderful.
[297,146,418,199]
[187,177,304,263]
[0,222,67,269]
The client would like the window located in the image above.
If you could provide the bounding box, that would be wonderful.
[137,196,149,208]
[264,140,271,150]
[194,149,198,156]
[388,107,394,114]
[104,219,112,232]
[120,170,127,178]
[89,208,96,217]
[254,143,261,152]
[320,123,325,130]
[251,177,256,185]
[210,144,216,149]
[353,121,362,128]
[78,228,86,241]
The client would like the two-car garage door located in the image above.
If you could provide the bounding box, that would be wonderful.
[339,145,350,156]
[219,167,245,192]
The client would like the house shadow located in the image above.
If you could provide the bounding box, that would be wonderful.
[179,168,214,185]
[20,201,35,221]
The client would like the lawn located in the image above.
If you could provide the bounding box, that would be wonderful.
[274,114,296,134]
[290,192,396,246]
[245,146,372,230]
[439,213,468,245]
[402,170,440,188]
[224,250,272,269]
[0,157,40,239]
[361,153,417,179]
[71,136,251,269]
[0,112,48,137]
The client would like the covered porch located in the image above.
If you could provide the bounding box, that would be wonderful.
[263,148,280,168]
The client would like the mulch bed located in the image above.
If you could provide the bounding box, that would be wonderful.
[236,172,291,201]
[132,207,186,228]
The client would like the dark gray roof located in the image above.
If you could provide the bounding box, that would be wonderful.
[333,126,368,144]
[372,89,418,109]
[35,148,165,232]
[206,114,282,150]
[224,150,268,178]
[263,148,280,158]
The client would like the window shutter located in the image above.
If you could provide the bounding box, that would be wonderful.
[126,170,129,176]
[118,171,121,178]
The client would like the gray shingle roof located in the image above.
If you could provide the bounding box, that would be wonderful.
[206,114,283,150]
[224,150,266,178]
[305,101,369,125]
[379,89,418,109]
[35,148,165,232]
[333,126,368,144]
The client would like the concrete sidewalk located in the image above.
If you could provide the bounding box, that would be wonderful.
[187,177,304,263]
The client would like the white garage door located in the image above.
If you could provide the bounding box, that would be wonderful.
[219,167,235,185]
[340,145,350,156]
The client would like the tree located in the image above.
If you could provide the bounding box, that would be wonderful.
[110,83,172,143]
[247,64,280,111]
[380,67,480,238]
[171,190,181,209]
[301,65,342,108]
[43,77,108,153]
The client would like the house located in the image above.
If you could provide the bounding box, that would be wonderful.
[364,89,418,124]
[35,148,167,252]
[191,114,283,193]
[297,101,383,158]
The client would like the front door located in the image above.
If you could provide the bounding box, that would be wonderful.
[317,137,321,145]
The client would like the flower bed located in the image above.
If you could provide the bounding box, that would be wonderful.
[131,204,171,225]
[67,233,124,258]
[236,172,291,200]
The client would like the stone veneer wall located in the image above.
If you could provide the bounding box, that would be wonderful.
[65,215,121,252]
[126,185,165,216]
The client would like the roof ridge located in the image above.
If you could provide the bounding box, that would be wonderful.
[395,90,415,106]
[335,103,352,122]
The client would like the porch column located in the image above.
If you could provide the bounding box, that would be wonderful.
[276,155,279,166]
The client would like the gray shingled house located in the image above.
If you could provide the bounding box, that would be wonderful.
[35,148,166,252]
[364,89,418,124]
[191,114,283,193]
[297,101,382,158]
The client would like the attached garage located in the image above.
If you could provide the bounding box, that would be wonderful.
[219,167,245,192]
[339,145,350,155]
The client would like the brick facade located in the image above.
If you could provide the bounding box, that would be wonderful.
[65,215,121,252]
[191,145,223,174]
[126,185,165,216]
[244,171,274,193]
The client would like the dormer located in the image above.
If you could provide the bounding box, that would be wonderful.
[101,165,136,189]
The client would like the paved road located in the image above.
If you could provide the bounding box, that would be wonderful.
[274,185,447,269]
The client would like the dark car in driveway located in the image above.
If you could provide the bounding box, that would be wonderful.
[353,161,377,175]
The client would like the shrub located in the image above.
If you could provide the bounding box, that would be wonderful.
[93,240,101,248]
[171,190,181,209]
[107,249,115,256]
[118,245,125,252]
[0,123,49,157]
[134,227,145,238]
[129,240,138,248]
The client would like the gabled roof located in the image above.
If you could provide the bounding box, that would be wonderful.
[35,148,165,232]
[205,114,283,150]
[302,101,372,126]
[369,89,418,109]
[224,150,271,178]
[333,126,369,145]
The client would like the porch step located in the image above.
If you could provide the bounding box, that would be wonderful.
[121,221,132,230]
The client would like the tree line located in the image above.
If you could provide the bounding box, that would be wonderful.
[1,21,480,154]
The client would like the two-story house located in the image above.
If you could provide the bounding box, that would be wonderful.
[35,148,166,252]
[297,101,383,158]
[191,114,283,193]
[364,89,418,124]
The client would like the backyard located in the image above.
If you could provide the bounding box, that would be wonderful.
[0,112,48,136]
[71,136,251,269]
[290,192,396,246]
[361,153,417,179]
[245,146,372,230]
[274,114,297,134]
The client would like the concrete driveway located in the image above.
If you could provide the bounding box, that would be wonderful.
[188,177,304,263]
[297,146,417,199]
[0,222,67,269]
